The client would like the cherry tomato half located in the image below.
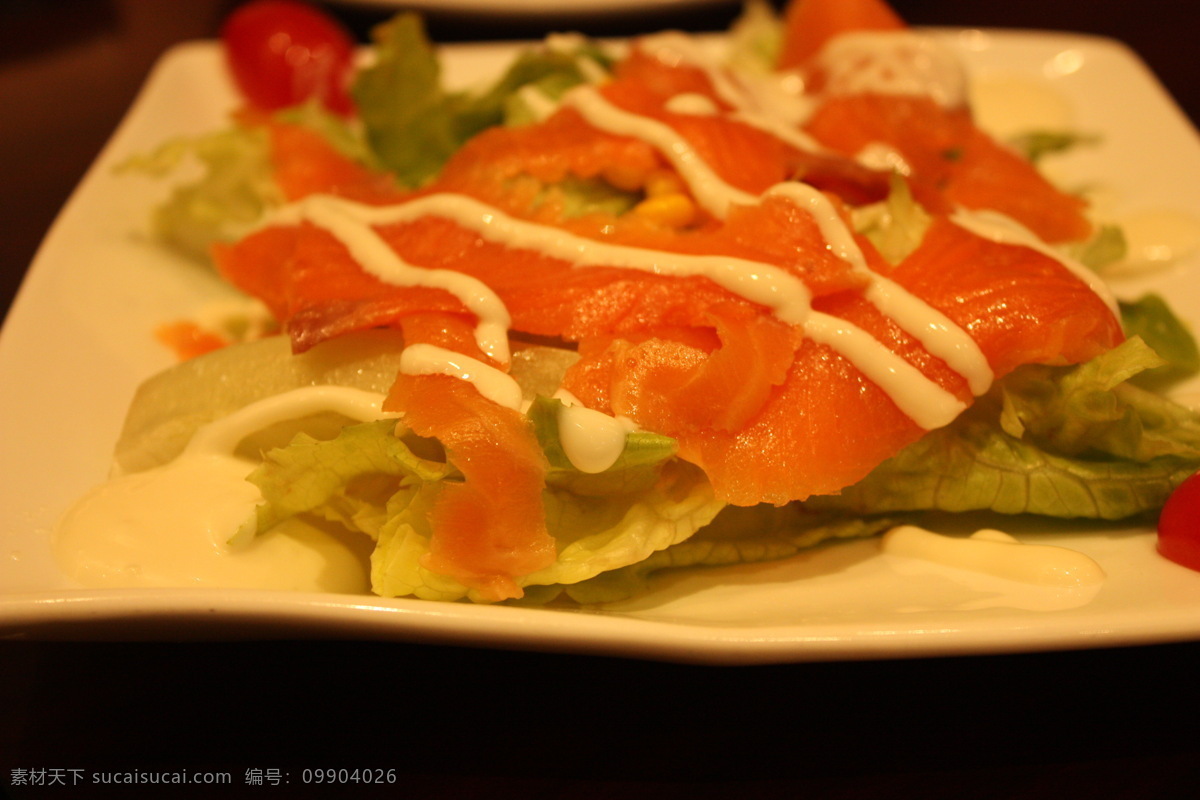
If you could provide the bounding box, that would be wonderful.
[1157,470,1200,571]
[220,0,356,116]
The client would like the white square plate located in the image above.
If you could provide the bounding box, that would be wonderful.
[3,30,1200,664]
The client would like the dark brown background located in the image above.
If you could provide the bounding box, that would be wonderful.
[3,1,1200,797]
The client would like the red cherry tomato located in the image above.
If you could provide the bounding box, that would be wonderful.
[1157,471,1200,570]
[220,0,355,116]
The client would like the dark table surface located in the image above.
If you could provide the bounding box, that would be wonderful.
[4,1,1200,797]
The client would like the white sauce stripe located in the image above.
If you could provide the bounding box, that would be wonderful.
[863,275,994,396]
[562,85,758,219]
[803,312,967,429]
[269,189,985,428]
[278,193,815,327]
[399,343,524,411]
[554,389,638,473]
[184,386,394,456]
[274,198,513,365]
[763,183,994,395]
[764,182,869,268]
[815,31,968,108]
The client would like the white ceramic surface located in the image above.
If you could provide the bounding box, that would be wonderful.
[324,0,736,18]
[2,30,1199,664]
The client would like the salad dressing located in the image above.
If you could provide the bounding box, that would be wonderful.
[854,142,912,175]
[562,85,758,219]
[553,389,639,473]
[969,76,1073,142]
[663,92,721,116]
[881,524,1106,587]
[398,343,523,410]
[815,31,968,108]
[271,191,980,429]
[1114,209,1200,272]
[55,386,392,591]
[803,313,966,427]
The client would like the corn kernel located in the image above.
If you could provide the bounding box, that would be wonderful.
[644,170,684,197]
[633,193,695,228]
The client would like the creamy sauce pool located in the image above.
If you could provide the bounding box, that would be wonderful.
[882,525,1105,588]
[880,525,1106,612]
[55,387,391,591]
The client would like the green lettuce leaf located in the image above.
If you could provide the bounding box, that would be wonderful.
[248,392,728,603]
[248,419,453,538]
[1119,293,1200,388]
[806,408,1196,520]
[852,175,933,265]
[116,126,280,262]
[1008,129,1100,163]
[352,13,611,187]
[726,0,785,72]
[117,100,370,263]
[369,453,724,603]
[807,340,1200,520]
[559,508,895,604]
[998,337,1200,461]
[527,395,679,496]
[1072,224,1128,271]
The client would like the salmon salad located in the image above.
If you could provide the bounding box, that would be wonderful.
[54,0,1200,604]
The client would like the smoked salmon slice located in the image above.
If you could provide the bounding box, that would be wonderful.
[777,0,906,69]
[775,0,1093,244]
[804,95,1093,243]
[386,366,556,601]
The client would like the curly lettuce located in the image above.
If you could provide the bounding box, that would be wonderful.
[352,13,613,187]
[247,396,725,602]
[807,325,1200,520]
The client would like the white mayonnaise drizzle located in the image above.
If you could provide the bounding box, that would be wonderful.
[1113,209,1200,273]
[882,525,1106,588]
[256,29,1119,432]
[553,389,638,473]
[766,182,994,396]
[815,30,968,108]
[562,85,758,219]
[399,343,523,410]
[855,142,913,176]
[271,199,513,365]
[804,313,966,426]
[274,192,814,326]
[638,31,823,144]
[271,187,980,429]
[950,208,1120,316]
[184,385,394,456]
[55,386,392,591]
[664,92,721,116]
